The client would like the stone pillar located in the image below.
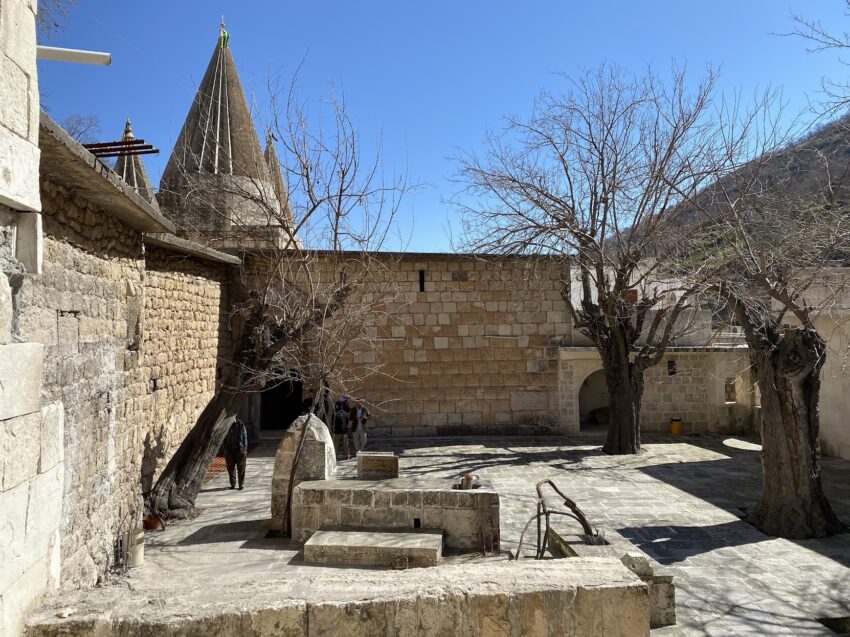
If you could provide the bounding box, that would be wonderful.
[0,2,56,633]
[271,414,336,531]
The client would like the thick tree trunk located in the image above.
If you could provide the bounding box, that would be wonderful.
[146,389,241,519]
[745,327,844,539]
[601,353,644,455]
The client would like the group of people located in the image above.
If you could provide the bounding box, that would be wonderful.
[332,395,370,460]
[220,393,371,490]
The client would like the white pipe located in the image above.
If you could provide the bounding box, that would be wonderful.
[36,45,111,66]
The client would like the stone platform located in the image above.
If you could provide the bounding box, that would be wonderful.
[304,528,443,568]
[357,451,399,479]
[291,477,500,551]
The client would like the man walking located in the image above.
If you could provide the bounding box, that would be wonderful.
[224,417,248,490]
[349,399,370,453]
[332,401,351,460]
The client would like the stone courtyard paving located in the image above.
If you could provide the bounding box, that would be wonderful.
[36,432,850,636]
[364,433,850,636]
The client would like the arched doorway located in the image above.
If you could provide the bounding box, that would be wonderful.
[579,369,609,431]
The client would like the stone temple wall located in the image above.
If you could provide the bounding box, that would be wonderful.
[7,180,234,602]
[141,246,232,490]
[15,180,149,588]
[559,348,756,434]
[244,252,572,436]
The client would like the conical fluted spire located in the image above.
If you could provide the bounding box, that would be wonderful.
[157,24,292,251]
[160,27,271,186]
[264,129,294,229]
[114,118,159,209]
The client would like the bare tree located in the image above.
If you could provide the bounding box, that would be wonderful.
[678,97,849,538]
[456,65,719,454]
[145,82,404,521]
[787,1,850,116]
[61,114,101,144]
[36,0,77,39]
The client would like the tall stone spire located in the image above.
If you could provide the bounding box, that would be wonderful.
[113,118,159,209]
[264,129,294,229]
[158,22,287,249]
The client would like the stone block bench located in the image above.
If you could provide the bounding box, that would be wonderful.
[292,477,499,552]
[356,451,399,479]
[303,528,443,568]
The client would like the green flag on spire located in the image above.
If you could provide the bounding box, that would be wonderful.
[219,21,230,48]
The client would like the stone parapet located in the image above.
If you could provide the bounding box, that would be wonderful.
[25,558,650,637]
[292,477,500,552]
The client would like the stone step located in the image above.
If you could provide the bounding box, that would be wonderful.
[304,528,443,568]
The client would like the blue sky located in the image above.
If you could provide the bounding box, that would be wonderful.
[39,1,849,251]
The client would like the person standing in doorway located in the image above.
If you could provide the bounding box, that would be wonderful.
[224,418,248,490]
[349,399,369,453]
[332,401,351,460]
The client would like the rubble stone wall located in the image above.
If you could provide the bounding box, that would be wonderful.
[8,181,234,601]
[142,246,232,489]
[15,181,149,589]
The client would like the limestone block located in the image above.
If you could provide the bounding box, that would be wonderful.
[0,274,11,344]
[0,55,31,138]
[26,463,63,548]
[0,553,49,637]
[39,402,64,473]
[0,121,40,212]
[0,481,29,590]
[0,344,42,422]
[0,411,40,491]
[649,574,676,628]
[304,529,443,568]
[0,0,37,76]
[356,452,399,480]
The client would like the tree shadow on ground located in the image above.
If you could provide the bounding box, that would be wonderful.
[177,518,269,545]
[635,443,850,570]
[618,520,768,565]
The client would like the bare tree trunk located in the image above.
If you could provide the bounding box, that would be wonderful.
[603,363,644,454]
[146,388,241,519]
[744,327,844,539]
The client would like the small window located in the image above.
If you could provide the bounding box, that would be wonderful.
[725,377,737,404]
[413,518,422,529]
[418,269,425,292]
[667,360,677,376]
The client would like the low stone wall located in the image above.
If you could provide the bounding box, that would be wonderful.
[25,559,650,637]
[292,477,500,551]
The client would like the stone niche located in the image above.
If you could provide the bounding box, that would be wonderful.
[271,414,336,531]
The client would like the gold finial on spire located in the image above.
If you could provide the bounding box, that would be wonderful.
[219,18,229,48]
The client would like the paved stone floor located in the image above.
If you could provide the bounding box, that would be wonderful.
[363,433,850,636]
[46,432,850,635]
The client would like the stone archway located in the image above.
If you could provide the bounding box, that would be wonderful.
[579,369,609,432]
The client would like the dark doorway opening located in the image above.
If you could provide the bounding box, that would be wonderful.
[260,378,303,430]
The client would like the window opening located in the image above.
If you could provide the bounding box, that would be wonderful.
[725,377,737,404]
[418,269,425,292]
[667,359,677,376]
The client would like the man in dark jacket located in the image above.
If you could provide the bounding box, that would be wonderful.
[224,418,248,490]
[332,401,351,460]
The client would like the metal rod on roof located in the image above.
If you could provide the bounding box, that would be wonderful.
[93,150,160,158]
[37,45,111,66]
[83,139,147,150]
